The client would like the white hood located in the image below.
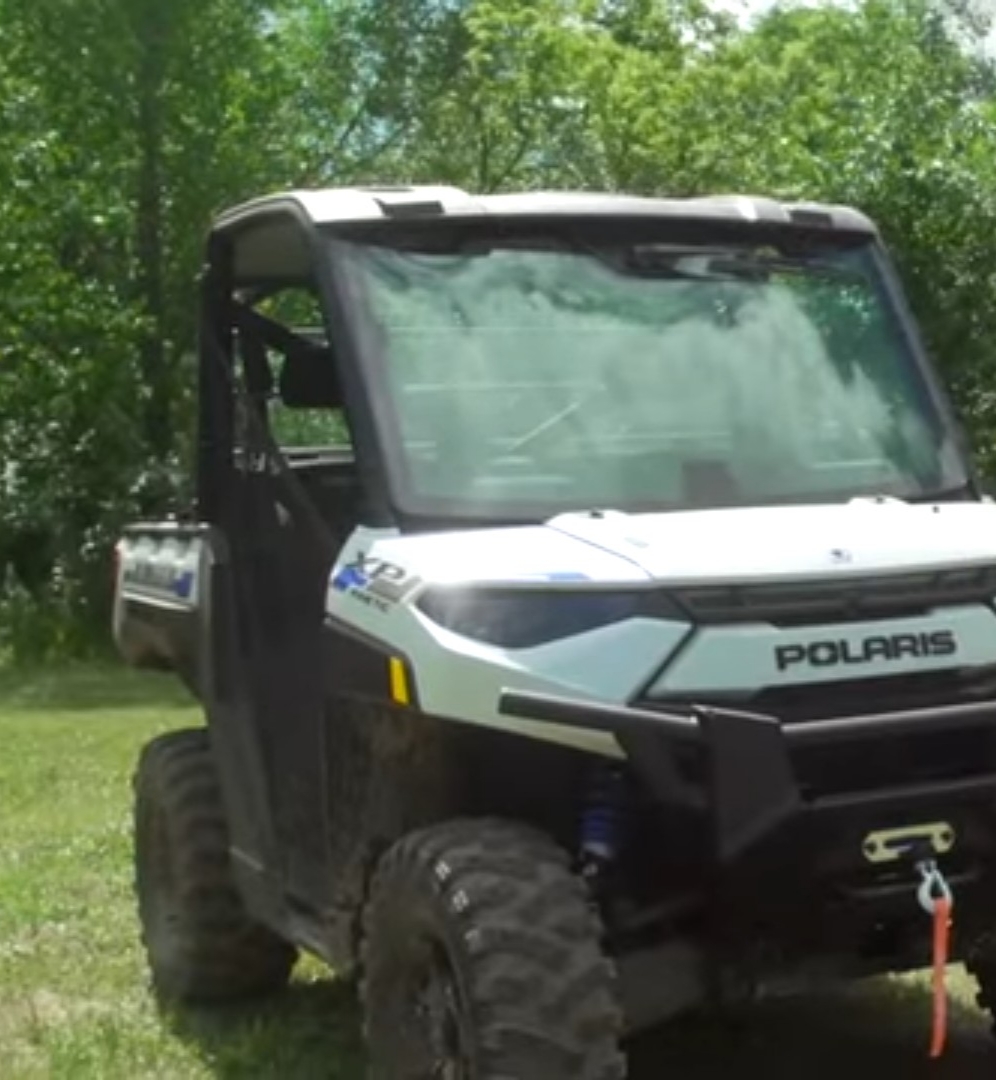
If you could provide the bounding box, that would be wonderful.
[362,498,996,590]
[547,499,996,585]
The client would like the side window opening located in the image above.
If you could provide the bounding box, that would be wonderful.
[231,284,362,539]
[255,287,352,452]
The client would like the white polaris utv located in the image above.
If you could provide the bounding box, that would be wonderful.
[114,186,996,1077]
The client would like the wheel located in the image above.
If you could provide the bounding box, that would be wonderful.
[133,728,296,1002]
[361,818,625,1080]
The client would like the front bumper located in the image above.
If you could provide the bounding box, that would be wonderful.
[499,689,996,867]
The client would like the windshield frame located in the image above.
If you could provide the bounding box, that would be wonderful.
[321,215,977,529]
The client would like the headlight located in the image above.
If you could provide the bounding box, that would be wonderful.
[416,586,685,648]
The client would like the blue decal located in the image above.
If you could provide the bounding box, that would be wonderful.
[515,570,591,583]
[332,565,368,592]
[172,570,195,599]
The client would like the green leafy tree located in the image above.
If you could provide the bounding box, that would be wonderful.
[0,0,290,656]
[4,0,996,659]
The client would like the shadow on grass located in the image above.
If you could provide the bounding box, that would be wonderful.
[162,969,996,1079]
[629,975,996,1079]
[0,661,195,712]
[164,976,365,1080]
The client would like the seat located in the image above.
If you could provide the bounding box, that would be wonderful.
[279,344,343,410]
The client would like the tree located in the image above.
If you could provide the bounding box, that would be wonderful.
[4,0,996,658]
[0,0,290,656]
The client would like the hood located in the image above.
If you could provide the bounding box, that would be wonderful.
[364,498,996,590]
[546,499,996,585]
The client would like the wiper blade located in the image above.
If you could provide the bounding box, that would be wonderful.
[849,483,975,505]
[904,483,975,504]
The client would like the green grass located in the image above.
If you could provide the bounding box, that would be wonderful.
[0,663,994,1077]
[0,664,363,1079]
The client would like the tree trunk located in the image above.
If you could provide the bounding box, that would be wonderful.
[134,0,170,459]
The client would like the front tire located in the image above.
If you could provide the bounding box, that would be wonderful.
[362,818,625,1079]
[133,728,296,1003]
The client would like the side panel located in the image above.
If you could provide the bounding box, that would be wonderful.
[114,525,205,691]
[323,528,681,757]
[114,522,280,907]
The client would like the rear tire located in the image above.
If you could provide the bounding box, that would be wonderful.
[362,818,625,1080]
[133,728,295,1003]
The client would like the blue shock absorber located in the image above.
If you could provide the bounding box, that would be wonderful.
[580,766,625,886]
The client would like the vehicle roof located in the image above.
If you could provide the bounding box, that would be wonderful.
[212,186,878,285]
[213,184,877,235]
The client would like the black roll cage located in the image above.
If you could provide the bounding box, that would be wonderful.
[195,208,395,531]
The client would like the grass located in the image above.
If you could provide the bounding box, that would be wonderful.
[0,663,362,1079]
[0,663,994,1078]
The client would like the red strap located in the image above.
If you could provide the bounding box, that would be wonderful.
[929,896,952,1059]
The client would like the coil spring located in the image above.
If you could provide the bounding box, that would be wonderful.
[580,765,625,864]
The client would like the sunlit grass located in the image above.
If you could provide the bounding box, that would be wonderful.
[0,665,362,1079]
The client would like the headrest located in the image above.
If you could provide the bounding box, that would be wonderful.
[279,345,343,409]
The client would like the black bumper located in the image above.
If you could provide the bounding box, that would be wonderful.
[498,690,996,865]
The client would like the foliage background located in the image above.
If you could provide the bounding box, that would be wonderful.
[2,0,995,659]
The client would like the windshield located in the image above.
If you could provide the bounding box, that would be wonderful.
[334,226,966,519]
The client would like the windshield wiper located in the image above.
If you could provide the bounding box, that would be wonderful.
[848,482,975,504]
[904,482,976,504]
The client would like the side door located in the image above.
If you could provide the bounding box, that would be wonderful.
[218,276,354,914]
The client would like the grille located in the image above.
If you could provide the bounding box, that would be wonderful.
[642,666,996,799]
[755,666,996,796]
[751,664,996,722]
[671,565,996,627]
[641,665,996,723]
[790,726,996,799]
